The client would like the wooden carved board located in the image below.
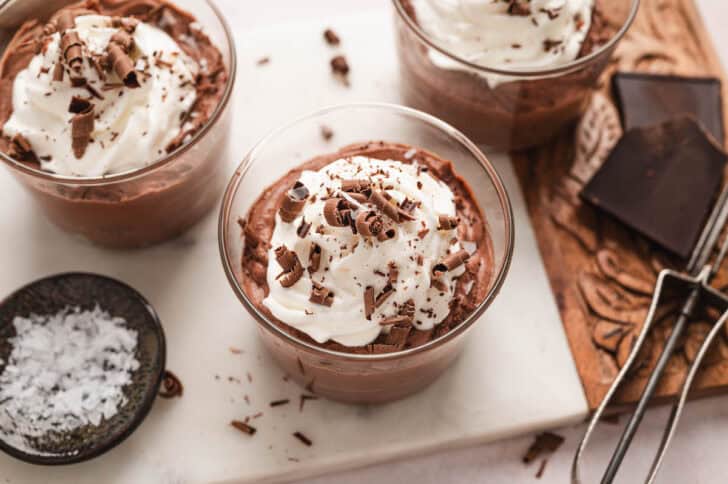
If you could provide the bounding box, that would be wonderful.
[512,0,728,411]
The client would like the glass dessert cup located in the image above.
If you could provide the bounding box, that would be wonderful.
[0,0,236,249]
[393,0,640,151]
[220,103,514,404]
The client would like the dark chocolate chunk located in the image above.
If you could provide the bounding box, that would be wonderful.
[581,117,727,258]
[613,72,724,145]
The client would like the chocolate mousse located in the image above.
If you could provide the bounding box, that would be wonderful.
[395,0,619,150]
[0,0,230,247]
[238,141,494,354]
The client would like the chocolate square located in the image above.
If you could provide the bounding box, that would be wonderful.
[613,72,724,145]
[581,117,726,258]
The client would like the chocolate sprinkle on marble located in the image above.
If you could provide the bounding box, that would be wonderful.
[293,431,313,446]
[231,420,256,436]
[323,28,340,46]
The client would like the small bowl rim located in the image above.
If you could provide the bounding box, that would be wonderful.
[391,0,640,78]
[0,0,238,187]
[218,102,515,362]
[0,271,167,466]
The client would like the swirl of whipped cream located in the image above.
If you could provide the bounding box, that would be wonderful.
[411,0,594,80]
[263,156,469,347]
[2,14,198,177]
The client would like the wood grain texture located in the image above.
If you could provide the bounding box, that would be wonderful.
[512,0,728,411]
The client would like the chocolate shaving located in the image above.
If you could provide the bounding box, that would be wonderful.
[56,11,75,32]
[431,278,448,293]
[107,43,139,88]
[320,124,334,141]
[110,30,135,52]
[308,243,322,273]
[10,134,33,159]
[377,227,397,241]
[437,215,459,231]
[158,370,184,398]
[364,286,375,320]
[293,431,313,446]
[522,432,564,464]
[355,210,384,237]
[279,181,310,223]
[231,420,257,436]
[70,76,86,87]
[61,31,84,72]
[380,315,411,326]
[275,245,304,287]
[508,0,531,16]
[323,28,340,46]
[297,218,312,238]
[52,61,64,82]
[341,179,371,193]
[111,17,139,33]
[310,282,334,306]
[68,95,91,114]
[375,284,395,308]
[388,262,398,284]
[71,102,94,158]
[432,249,470,277]
[370,190,415,223]
[323,198,351,227]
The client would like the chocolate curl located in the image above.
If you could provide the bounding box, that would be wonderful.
[9,134,34,159]
[310,282,334,307]
[110,30,135,52]
[56,10,75,32]
[400,299,415,319]
[279,181,310,223]
[377,227,397,242]
[375,284,395,308]
[387,262,398,284]
[61,31,83,72]
[432,249,470,278]
[341,179,371,194]
[68,95,91,113]
[274,245,304,287]
[355,210,384,237]
[364,286,375,320]
[437,215,459,231]
[297,218,312,238]
[370,190,416,223]
[399,198,417,214]
[323,198,351,227]
[107,43,140,88]
[71,103,94,159]
[347,192,368,204]
[308,243,322,273]
[111,17,139,33]
[431,278,448,293]
[52,61,64,82]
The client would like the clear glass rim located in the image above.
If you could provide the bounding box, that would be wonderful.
[392,0,640,78]
[218,102,515,362]
[0,0,238,186]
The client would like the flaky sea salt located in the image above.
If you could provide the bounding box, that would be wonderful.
[0,306,139,455]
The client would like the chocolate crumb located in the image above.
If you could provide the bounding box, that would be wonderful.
[323,28,340,46]
[293,431,313,447]
[320,124,334,141]
[256,56,270,66]
[522,432,565,464]
[330,55,350,84]
[231,420,257,436]
[159,370,184,398]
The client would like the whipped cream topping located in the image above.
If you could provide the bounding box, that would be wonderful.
[411,0,594,81]
[263,156,470,347]
[2,15,198,177]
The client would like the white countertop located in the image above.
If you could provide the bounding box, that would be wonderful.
[212,0,728,483]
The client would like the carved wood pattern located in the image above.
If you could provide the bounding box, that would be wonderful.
[512,0,728,410]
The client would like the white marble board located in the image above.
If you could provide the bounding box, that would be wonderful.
[0,11,588,484]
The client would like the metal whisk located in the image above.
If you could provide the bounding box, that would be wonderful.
[572,184,728,484]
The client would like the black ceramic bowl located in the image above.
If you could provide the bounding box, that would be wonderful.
[0,272,166,465]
